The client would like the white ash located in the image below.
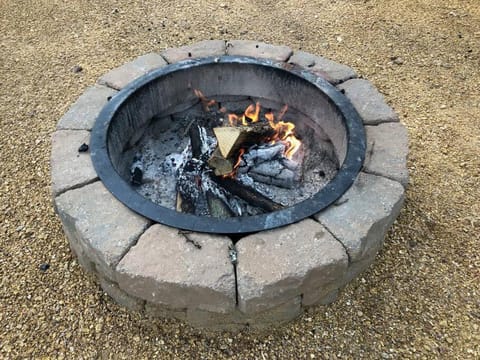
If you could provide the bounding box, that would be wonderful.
[237,142,303,189]
[198,126,216,159]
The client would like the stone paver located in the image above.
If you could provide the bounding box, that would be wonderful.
[364,122,410,187]
[54,181,150,280]
[226,40,292,61]
[289,50,357,84]
[314,172,405,263]
[337,79,399,125]
[98,53,168,90]
[236,219,348,314]
[161,40,226,63]
[99,276,144,312]
[340,238,384,287]
[51,130,97,197]
[57,85,117,130]
[186,296,303,331]
[116,224,236,313]
[61,216,96,274]
[144,302,187,321]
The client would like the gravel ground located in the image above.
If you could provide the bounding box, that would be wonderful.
[1,0,479,358]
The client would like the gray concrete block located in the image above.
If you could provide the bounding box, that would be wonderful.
[314,172,405,263]
[99,276,144,312]
[186,308,247,331]
[301,282,341,307]
[61,216,96,274]
[186,296,302,331]
[51,130,98,197]
[116,224,236,313]
[144,301,187,321]
[364,122,409,187]
[54,181,150,280]
[98,53,168,90]
[247,296,303,330]
[57,85,117,130]
[337,79,399,125]
[289,50,357,84]
[236,219,348,314]
[226,40,292,61]
[161,40,226,63]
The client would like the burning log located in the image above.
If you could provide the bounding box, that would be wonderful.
[213,123,274,159]
[212,176,284,212]
[237,143,303,189]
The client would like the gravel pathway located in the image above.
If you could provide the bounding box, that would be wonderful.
[0,0,479,358]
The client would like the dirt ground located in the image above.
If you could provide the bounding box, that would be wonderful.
[0,0,479,358]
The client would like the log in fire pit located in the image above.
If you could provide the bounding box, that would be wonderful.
[51,40,408,330]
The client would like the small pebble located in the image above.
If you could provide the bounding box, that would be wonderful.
[390,56,404,65]
[71,65,83,73]
[39,263,50,272]
[78,143,89,152]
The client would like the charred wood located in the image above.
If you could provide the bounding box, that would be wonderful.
[212,176,284,212]
[176,159,209,216]
[237,143,303,189]
[206,190,234,218]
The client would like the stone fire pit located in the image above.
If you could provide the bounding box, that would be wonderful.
[51,40,408,330]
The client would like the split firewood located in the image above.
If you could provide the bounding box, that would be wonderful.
[208,147,234,176]
[213,123,274,159]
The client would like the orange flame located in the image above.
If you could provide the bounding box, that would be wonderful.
[228,102,262,126]
[223,148,246,178]
[193,89,302,173]
[227,102,301,160]
[193,89,216,112]
[264,105,301,159]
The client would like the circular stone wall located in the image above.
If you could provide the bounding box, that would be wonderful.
[51,40,409,331]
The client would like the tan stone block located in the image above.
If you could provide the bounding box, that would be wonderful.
[51,130,97,197]
[54,181,150,280]
[364,122,409,187]
[236,219,348,314]
[116,224,236,313]
[161,40,226,63]
[98,53,167,90]
[314,172,405,262]
[226,40,292,61]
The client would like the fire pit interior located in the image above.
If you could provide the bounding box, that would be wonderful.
[91,56,365,234]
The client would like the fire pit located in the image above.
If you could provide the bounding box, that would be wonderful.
[90,56,365,233]
[51,40,408,330]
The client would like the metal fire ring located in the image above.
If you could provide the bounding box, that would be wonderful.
[90,56,366,234]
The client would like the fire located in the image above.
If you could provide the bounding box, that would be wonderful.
[193,89,302,161]
[193,89,216,112]
[264,105,301,159]
[228,102,261,126]
[226,102,301,160]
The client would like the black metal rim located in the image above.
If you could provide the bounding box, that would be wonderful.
[90,56,366,234]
